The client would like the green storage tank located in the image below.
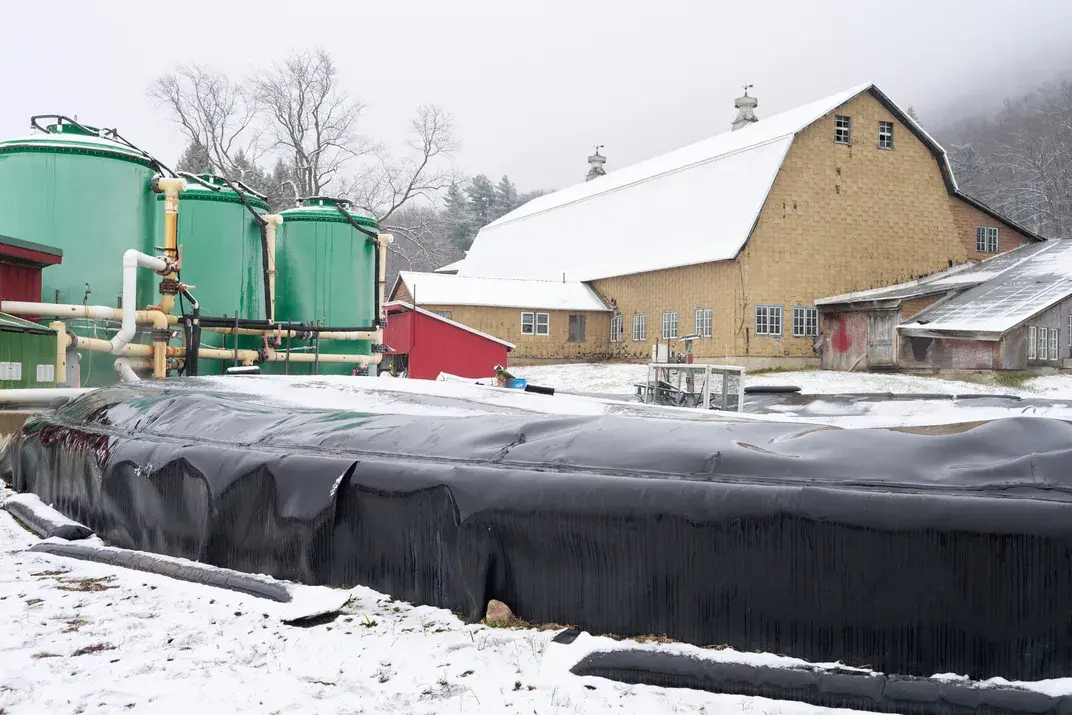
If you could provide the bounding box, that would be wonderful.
[0,313,58,388]
[0,118,159,386]
[273,198,379,375]
[159,174,269,375]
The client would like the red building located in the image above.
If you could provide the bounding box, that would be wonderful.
[382,301,513,380]
[0,235,63,301]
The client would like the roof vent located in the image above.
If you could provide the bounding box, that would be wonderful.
[586,145,606,182]
[732,84,759,131]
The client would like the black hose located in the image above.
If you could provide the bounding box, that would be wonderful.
[324,199,383,329]
[31,114,178,178]
[181,287,201,377]
[194,315,376,333]
[215,176,274,324]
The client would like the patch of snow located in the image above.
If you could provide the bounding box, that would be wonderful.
[0,504,879,714]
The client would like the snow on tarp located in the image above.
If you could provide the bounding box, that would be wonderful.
[459,82,948,282]
[9,379,1072,681]
[901,239,1072,336]
[394,271,611,311]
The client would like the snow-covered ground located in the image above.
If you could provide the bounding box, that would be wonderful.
[511,363,1072,398]
[0,502,868,715]
[193,370,1072,429]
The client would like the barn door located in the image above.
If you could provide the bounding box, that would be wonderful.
[868,312,896,366]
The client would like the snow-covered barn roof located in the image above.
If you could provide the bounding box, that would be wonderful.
[393,271,612,311]
[458,82,972,282]
[816,242,1052,307]
[900,240,1072,338]
[433,258,465,274]
[385,301,516,349]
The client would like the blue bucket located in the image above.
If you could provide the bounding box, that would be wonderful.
[505,378,527,390]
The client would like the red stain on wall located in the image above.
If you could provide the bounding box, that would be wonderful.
[831,314,853,353]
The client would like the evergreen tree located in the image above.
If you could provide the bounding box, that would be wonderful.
[176,141,213,174]
[466,174,496,227]
[443,183,475,251]
[491,175,519,220]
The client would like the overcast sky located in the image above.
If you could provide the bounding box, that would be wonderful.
[2,0,1070,194]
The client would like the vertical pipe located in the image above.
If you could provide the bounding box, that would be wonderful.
[50,321,67,387]
[263,215,283,323]
[153,177,186,316]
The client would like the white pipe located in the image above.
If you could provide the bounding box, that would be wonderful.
[0,388,92,405]
[111,249,168,355]
[113,358,140,384]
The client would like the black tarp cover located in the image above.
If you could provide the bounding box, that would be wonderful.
[6,380,1072,681]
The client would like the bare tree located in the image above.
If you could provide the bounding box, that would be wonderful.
[354,104,459,263]
[254,48,371,197]
[150,65,261,176]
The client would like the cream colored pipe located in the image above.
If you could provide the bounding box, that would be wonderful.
[263,214,283,322]
[1,301,179,326]
[202,326,378,341]
[0,388,93,404]
[67,333,380,366]
[49,321,68,387]
[155,177,186,316]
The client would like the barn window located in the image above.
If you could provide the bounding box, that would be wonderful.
[755,305,783,336]
[568,315,586,343]
[835,115,852,144]
[1029,326,1037,360]
[432,310,452,320]
[521,312,534,335]
[1069,315,1072,347]
[662,311,679,339]
[878,121,894,149]
[792,307,819,337]
[976,227,999,253]
[1037,326,1048,361]
[694,308,712,338]
[535,312,549,336]
[1051,328,1059,360]
[521,312,549,336]
[610,315,624,342]
[632,314,647,341]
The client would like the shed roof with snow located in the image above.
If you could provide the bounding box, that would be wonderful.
[816,242,1054,309]
[899,239,1072,338]
[392,271,612,312]
[385,301,515,349]
[458,83,1042,283]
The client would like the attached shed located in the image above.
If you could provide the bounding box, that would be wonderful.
[817,240,1072,371]
[382,301,514,380]
[0,235,63,302]
[0,312,58,388]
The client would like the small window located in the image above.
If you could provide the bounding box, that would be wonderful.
[432,310,452,320]
[1029,326,1037,360]
[754,305,783,336]
[878,121,894,149]
[535,312,549,336]
[610,315,624,343]
[1068,315,1072,347]
[835,115,852,144]
[632,314,647,341]
[1051,328,1059,360]
[694,308,712,338]
[792,307,819,337]
[662,310,679,340]
[976,226,999,253]
[521,311,534,335]
[568,314,586,343]
[1037,326,1048,361]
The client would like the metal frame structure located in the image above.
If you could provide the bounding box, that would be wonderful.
[639,363,746,412]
